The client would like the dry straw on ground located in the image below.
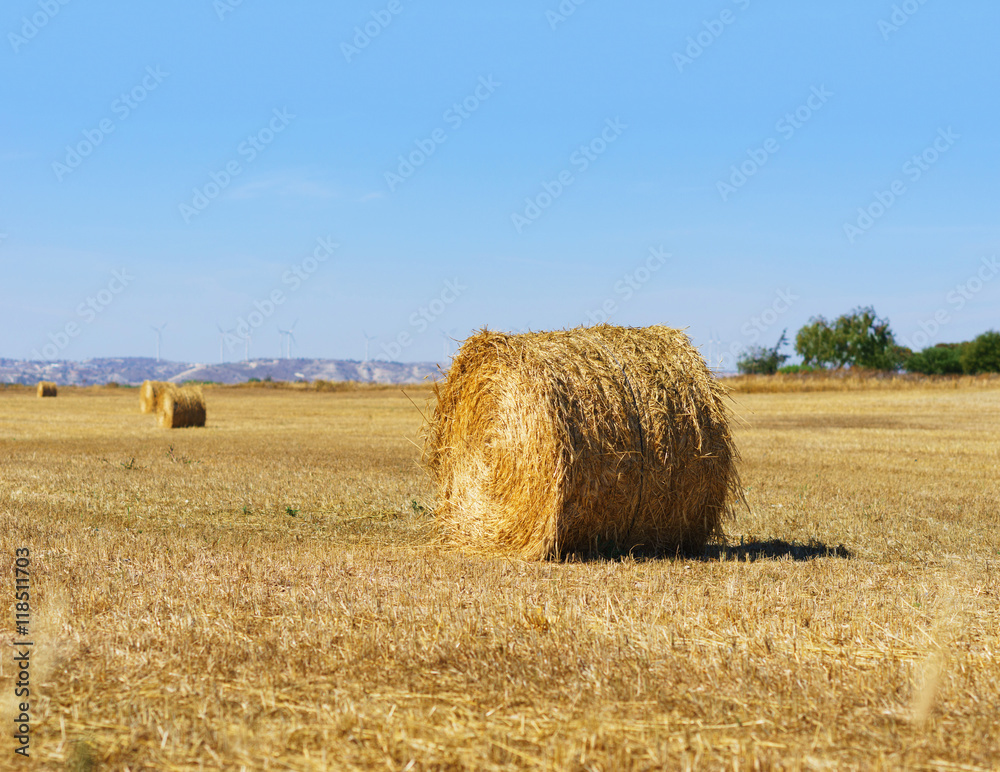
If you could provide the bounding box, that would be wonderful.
[1,386,999,768]
[425,325,744,559]
[139,380,171,413]
[157,385,206,428]
[725,371,1000,393]
[37,380,57,397]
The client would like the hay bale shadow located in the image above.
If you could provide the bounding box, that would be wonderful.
[558,538,851,563]
[701,538,852,562]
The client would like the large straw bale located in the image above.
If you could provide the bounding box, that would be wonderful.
[37,381,57,397]
[139,380,171,414]
[424,325,744,559]
[157,385,206,428]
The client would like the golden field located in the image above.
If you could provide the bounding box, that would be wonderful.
[1,383,999,771]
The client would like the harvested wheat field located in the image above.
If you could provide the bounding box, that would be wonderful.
[1,383,999,770]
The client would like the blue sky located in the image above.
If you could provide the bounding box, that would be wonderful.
[3,0,998,366]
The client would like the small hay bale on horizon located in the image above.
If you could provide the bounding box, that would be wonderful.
[37,381,58,398]
[139,380,171,414]
[157,385,206,429]
[423,324,744,559]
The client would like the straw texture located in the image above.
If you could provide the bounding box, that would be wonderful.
[424,325,744,559]
[157,385,207,429]
[139,380,171,414]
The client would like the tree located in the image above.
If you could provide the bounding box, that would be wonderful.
[794,317,837,368]
[795,306,903,370]
[961,331,1000,374]
[737,330,790,375]
[904,343,966,375]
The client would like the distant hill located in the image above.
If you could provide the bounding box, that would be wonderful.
[0,357,442,386]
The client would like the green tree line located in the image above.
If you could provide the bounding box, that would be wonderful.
[736,306,1000,375]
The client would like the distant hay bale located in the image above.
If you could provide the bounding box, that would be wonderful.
[139,380,171,414]
[157,385,206,429]
[37,381,57,398]
[424,325,744,559]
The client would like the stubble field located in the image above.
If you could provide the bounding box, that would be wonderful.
[1,383,998,771]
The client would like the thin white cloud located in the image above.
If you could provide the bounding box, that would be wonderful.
[227,174,339,201]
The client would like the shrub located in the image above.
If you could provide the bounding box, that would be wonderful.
[961,331,1000,374]
[778,364,820,374]
[737,331,789,375]
[904,344,966,375]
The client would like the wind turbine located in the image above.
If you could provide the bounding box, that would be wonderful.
[278,319,298,359]
[242,331,252,362]
[362,330,377,363]
[715,330,726,370]
[150,322,167,362]
[439,327,460,362]
[216,324,234,364]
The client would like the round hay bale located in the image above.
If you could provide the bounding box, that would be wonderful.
[157,385,206,428]
[139,380,171,414]
[37,381,58,398]
[424,325,744,559]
